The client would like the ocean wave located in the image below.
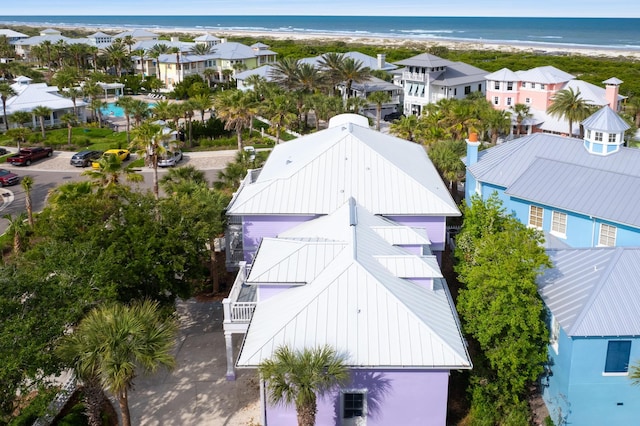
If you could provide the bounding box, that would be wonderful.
[532,36,564,39]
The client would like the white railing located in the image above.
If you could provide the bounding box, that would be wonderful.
[223,262,257,324]
[403,72,428,82]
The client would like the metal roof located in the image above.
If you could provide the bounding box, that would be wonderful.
[227,115,459,216]
[394,53,453,68]
[506,158,640,228]
[468,131,640,228]
[581,105,630,133]
[485,67,521,81]
[539,247,640,336]
[237,199,471,369]
[516,65,575,84]
[433,62,488,87]
[6,82,86,114]
[300,51,397,71]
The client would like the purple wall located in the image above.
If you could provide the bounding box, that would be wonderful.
[265,369,450,426]
[398,244,423,256]
[243,215,317,262]
[385,216,446,252]
[257,285,295,302]
[409,277,433,291]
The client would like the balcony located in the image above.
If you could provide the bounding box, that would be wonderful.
[222,262,256,329]
[402,72,428,82]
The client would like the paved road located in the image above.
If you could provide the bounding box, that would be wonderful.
[0,149,236,234]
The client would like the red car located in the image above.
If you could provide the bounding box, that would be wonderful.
[7,147,53,166]
[0,169,19,187]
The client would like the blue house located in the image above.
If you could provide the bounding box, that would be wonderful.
[465,106,640,424]
[465,106,639,249]
[538,247,640,425]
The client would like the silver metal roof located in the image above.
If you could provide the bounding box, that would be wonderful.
[539,247,640,336]
[581,105,631,133]
[485,67,520,81]
[468,130,640,228]
[227,115,459,216]
[394,53,453,68]
[237,199,471,368]
[516,65,575,84]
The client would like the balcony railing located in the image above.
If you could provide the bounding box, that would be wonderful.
[402,72,428,82]
[223,262,257,324]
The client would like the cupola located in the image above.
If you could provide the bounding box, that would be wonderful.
[581,106,630,156]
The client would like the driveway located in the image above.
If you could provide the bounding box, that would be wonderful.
[128,299,261,426]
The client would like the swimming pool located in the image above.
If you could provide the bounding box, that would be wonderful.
[101,103,156,118]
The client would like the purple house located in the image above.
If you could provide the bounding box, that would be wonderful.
[222,114,468,425]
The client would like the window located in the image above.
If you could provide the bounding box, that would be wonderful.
[551,211,567,236]
[493,96,499,105]
[604,341,631,373]
[608,133,617,143]
[342,391,367,425]
[595,132,603,142]
[506,97,513,106]
[522,82,527,89]
[599,224,617,247]
[540,84,546,89]
[494,81,500,90]
[478,84,482,91]
[586,130,591,139]
[464,86,471,95]
[454,88,457,96]
[525,97,531,104]
[529,205,543,228]
[507,81,513,90]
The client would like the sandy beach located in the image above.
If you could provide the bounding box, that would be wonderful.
[19,22,640,60]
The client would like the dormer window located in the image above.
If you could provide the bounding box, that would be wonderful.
[594,132,603,142]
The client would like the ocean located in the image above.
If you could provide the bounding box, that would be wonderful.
[2,16,640,51]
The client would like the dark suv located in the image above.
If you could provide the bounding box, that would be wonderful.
[70,150,102,167]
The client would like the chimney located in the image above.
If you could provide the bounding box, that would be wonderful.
[220,38,227,44]
[377,53,386,70]
[603,77,622,112]
[170,36,180,43]
[466,132,480,165]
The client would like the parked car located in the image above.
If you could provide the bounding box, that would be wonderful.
[158,150,183,167]
[0,169,19,187]
[92,149,131,169]
[0,147,8,156]
[383,111,404,122]
[7,147,53,166]
[70,150,103,167]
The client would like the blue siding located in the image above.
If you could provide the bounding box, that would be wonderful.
[543,327,573,425]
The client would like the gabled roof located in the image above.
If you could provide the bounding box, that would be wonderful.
[251,42,269,48]
[516,65,575,84]
[114,29,158,39]
[539,247,640,336]
[88,31,112,38]
[237,199,471,369]
[485,67,520,81]
[562,79,622,107]
[348,76,400,93]
[226,115,459,216]
[394,53,453,68]
[603,77,624,85]
[581,105,630,133]
[235,64,275,81]
[195,34,221,42]
[302,51,397,71]
[468,128,640,228]
[0,29,28,38]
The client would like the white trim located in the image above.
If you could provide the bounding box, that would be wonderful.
[341,389,368,426]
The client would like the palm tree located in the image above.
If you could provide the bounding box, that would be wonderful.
[32,105,52,139]
[160,165,208,195]
[338,58,371,100]
[60,113,77,149]
[259,345,349,426]
[390,114,419,142]
[623,96,640,127]
[130,99,151,126]
[213,90,258,151]
[5,127,32,151]
[0,82,16,131]
[190,43,213,55]
[427,139,467,199]
[132,121,167,199]
[262,93,297,144]
[147,43,171,82]
[510,103,532,137]
[366,91,392,131]
[62,86,83,117]
[115,96,136,144]
[203,67,217,88]
[485,108,512,144]
[190,93,213,122]
[57,300,177,426]
[547,87,594,137]
[318,52,346,95]
[150,100,173,122]
[170,47,181,85]
[82,154,143,190]
[20,175,34,228]
[270,57,302,91]
[9,110,32,129]
[102,40,127,77]
[3,212,28,255]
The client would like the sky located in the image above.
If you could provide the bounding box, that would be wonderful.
[3,0,640,18]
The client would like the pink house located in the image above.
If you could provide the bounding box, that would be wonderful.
[485,65,624,136]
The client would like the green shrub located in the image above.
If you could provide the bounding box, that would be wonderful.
[9,387,57,426]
